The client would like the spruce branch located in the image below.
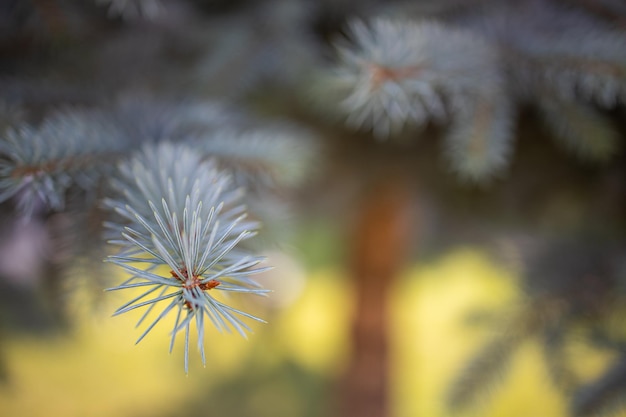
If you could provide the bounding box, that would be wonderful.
[105,96,317,193]
[447,331,521,410]
[444,94,514,182]
[461,0,626,108]
[316,5,626,183]
[105,142,269,372]
[108,96,243,145]
[322,17,517,182]
[447,302,547,411]
[572,354,626,417]
[449,238,625,414]
[512,28,626,108]
[537,96,620,162]
[189,124,319,192]
[0,109,127,216]
[326,19,502,140]
[542,326,580,396]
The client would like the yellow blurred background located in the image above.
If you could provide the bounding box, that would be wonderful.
[0,248,622,417]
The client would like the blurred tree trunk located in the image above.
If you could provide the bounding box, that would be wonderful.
[338,178,414,417]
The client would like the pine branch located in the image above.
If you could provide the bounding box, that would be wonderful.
[572,354,626,417]
[189,124,319,192]
[316,5,626,184]
[447,330,522,410]
[542,325,580,395]
[520,33,626,108]
[105,142,269,372]
[469,1,626,108]
[104,96,317,193]
[448,299,566,412]
[0,108,127,216]
[444,94,514,182]
[108,96,243,145]
[325,19,503,139]
[322,17,518,182]
[537,96,620,162]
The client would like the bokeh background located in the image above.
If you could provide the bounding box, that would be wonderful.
[1,0,625,416]
[1,243,623,417]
